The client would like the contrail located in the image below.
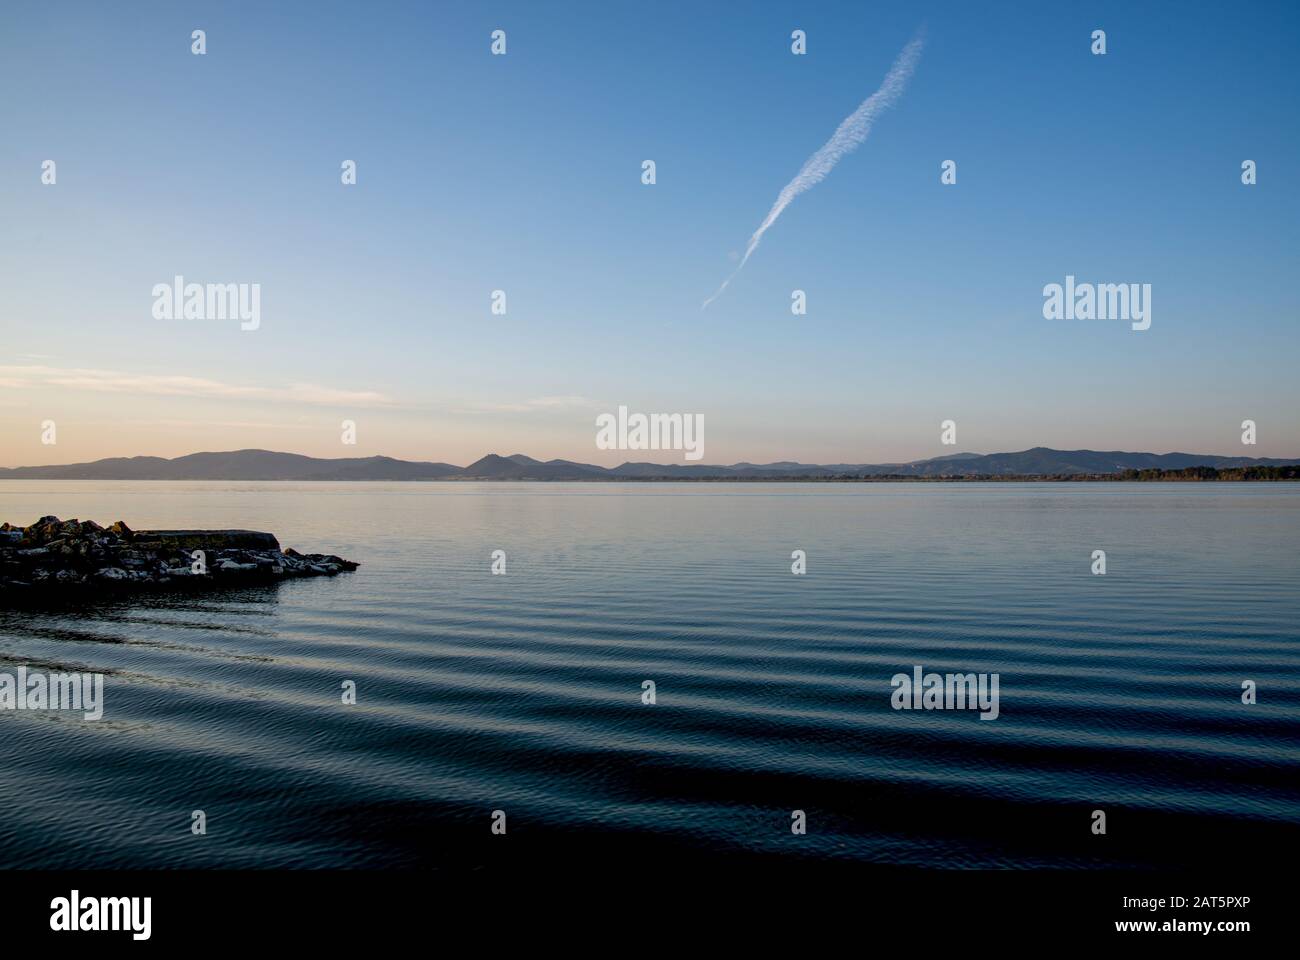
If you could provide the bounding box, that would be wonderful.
[703,29,925,308]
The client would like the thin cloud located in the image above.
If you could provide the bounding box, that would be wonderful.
[703,29,925,308]
[0,364,393,407]
[132,419,313,431]
[460,395,592,414]
[522,395,591,408]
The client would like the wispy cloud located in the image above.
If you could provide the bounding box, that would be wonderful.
[703,29,925,308]
[0,365,393,407]
[127,418,313,431]
[458,395,592,414]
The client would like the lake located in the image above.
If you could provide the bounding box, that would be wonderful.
[1,481,1297,869]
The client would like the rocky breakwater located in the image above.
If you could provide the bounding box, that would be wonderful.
[0,516,358,598]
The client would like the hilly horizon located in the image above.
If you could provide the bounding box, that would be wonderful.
[3,447,1298,481]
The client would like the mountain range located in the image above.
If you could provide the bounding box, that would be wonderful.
[2,447,1297,480]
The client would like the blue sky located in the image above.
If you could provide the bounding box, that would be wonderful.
[2,0,1297,465]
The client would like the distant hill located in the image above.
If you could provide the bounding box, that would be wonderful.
[462,454,606,480]
[2,447,1298,480]
[0,449,460,481]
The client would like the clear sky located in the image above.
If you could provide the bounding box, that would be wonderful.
[2,0,1297,467]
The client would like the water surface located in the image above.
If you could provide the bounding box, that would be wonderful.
[1,481,1296,869]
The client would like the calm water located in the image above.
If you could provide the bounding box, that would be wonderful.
[1,482,1297,870]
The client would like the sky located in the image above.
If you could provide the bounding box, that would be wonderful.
[2,0,1298,467]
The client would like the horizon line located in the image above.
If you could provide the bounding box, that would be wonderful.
[4,444,1299,473]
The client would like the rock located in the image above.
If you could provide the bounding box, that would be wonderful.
[142,530,281,552]
[0,516,357,598]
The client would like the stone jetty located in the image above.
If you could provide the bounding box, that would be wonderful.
[0,516,358,598]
